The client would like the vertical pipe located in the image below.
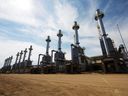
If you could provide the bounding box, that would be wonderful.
[28,45,33,61]
[57,30,63,52]
[74,35,76,44]
[97,23,107,55]
[15,52,19,64]
[37,54,44,67]
[18,51,23,72]
[117,24,128,56]
[8,57,11,66]
[37,54,41,67]
[6,57,10,66]
[18,50,23,63]
[4,59,7,67]
[97,23,102,39]
[71,44,73,61]
[9,56,13,66]
[5,58,7,67]
[72,21,80,46]
[51,50,57,62]
[51,50,54,62]
[46,36,51,55]
[95,9,110,56]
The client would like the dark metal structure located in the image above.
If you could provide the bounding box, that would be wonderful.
[95,9,128,73]
[17,50,23,73]
[65,21,89,73]
[12,52,19,73]
[38,36,54,73]
[1,56,13,73]
[0,10,127,74]
[53,30,66,73]
[11,45,33,73]
[25,45,33,73]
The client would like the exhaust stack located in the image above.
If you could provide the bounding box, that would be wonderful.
[46,36,51,55]
[28,45,33,61]
[57,30,63,52]
[72,21,80,46]
[95,9,110,56]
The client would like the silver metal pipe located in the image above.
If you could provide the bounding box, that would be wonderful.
[51,50,57,62]
[6,57,10,66]
[4,59,7,67]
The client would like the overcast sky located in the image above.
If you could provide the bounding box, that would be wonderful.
[0,0,128,67]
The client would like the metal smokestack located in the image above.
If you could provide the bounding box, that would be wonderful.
[46,36,51,55]
[95,9,110,56]
[8,56,13,66]
[18,50,23,63]
[3,59,7,67]
[22,48,27,62]
[15,52,19,64]
[6,57,10,66]
[72,21,80,46]
[117,24,128,56]
[4,59,8,67]
[57,30,63,52]
[28,45,33,61]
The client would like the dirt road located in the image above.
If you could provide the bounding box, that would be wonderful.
[0,74,128,96]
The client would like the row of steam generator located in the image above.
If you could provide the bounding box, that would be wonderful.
[1,9,128,74]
